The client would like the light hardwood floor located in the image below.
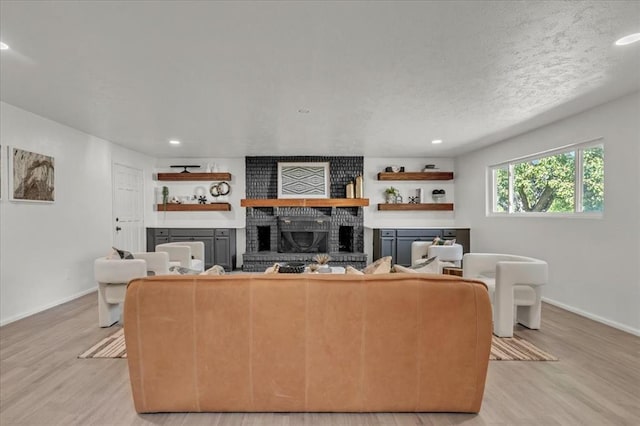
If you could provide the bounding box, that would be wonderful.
[1,293,638,426]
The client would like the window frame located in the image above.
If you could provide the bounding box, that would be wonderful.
[487,138,604,218]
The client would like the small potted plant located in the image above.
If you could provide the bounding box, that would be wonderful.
[161,186,169,211]
[384,186,399,203]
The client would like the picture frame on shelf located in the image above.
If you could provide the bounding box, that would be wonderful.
[277,162,330,199]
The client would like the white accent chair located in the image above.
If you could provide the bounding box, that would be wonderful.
[411,241,464,267]
[156,241,205,272]
[463,253,548,337]
[94,252,170,327]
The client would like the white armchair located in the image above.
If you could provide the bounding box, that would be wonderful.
[156,241,205,272]
[463,253,548,337]
[94,251,170,327]
[411,241,464,267]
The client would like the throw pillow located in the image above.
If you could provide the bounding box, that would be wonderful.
[200,265,225,276]
[112,246,134,259]
[415,255,437,266]
[362,256,392,274]
[392,259,440,274]
[430,237,444,246]
[443,239,456,246]
[169,266,201,275]
[345,266,364,275]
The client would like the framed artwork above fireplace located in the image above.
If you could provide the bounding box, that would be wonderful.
[277,162,330,199]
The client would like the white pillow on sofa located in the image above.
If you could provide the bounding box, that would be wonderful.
[393,258,440,274]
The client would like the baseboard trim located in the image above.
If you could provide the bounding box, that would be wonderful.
[543,297,640,337]
[0,286,97,327]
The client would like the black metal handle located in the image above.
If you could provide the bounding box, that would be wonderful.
[115,226,122,231]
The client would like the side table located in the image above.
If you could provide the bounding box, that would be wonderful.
[442,266,463,277]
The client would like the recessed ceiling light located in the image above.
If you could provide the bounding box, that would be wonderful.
[615,33,640,46]
[0,42,9,50]
[169,140,181,145]
[431,139,443,144]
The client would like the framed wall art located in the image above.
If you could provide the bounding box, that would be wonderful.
[277,162,330,199]
[9,147,55,202]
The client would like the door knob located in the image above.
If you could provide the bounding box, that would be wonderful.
[115,226,122,231]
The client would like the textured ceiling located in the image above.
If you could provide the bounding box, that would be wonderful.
[1,1,639,158]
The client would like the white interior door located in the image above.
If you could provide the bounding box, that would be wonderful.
[112,163,144,252]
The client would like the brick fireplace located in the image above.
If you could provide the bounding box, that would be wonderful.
[243,156,367,272]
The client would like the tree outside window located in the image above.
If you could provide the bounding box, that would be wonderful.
[491,143,603,215]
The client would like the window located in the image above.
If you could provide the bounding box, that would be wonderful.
[489,140,604,216]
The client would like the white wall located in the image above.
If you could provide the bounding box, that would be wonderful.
[455,92,640,335]
[363,157,456,262]
[0,102,154,326]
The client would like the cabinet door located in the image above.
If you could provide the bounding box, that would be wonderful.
[214,236,231,271]
[396,237,416,266]
[380,237,396,263]
[170,236,214,269]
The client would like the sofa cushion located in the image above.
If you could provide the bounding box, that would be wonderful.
[200,265,226,275]
[393,259,440,274]
[345,266,364,275]
[169,266,202,275]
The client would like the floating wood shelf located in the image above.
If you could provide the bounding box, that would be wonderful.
[377,171,454,181]
[377,203,454,211]
[241,198,370,208]
[157,172,232,181]
[155,203,231,211]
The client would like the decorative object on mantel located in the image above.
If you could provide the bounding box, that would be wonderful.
[170,165,201,173]
[408,196,419,204]
[355,174,364,198]
[277,162,330,199]
[346,181,355,198]
[197,196,207,204]
[384,165,405,173]
[423,164,438,171]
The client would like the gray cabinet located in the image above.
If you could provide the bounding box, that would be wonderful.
[373,228,470,266]
[214,229,231,268]
[147,228,236,271]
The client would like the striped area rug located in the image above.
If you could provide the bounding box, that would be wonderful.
[78,328,557,361]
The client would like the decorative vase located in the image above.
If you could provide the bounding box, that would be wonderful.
[346,182,355,199]
[355,175,363,198]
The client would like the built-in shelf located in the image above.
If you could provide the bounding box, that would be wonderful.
[157,172,232,181]
[241,198,370,208]
[377,203,454,211]
[377,171,454,181]
[156,203,231,211]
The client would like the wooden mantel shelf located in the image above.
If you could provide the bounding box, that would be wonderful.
[241,198,370,208]
[155,203,231,211]
[377,203,454,211]
[377,171,454,181]
[157,172,232,181]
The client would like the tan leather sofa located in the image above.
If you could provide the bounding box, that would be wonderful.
[124,273,492,414]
